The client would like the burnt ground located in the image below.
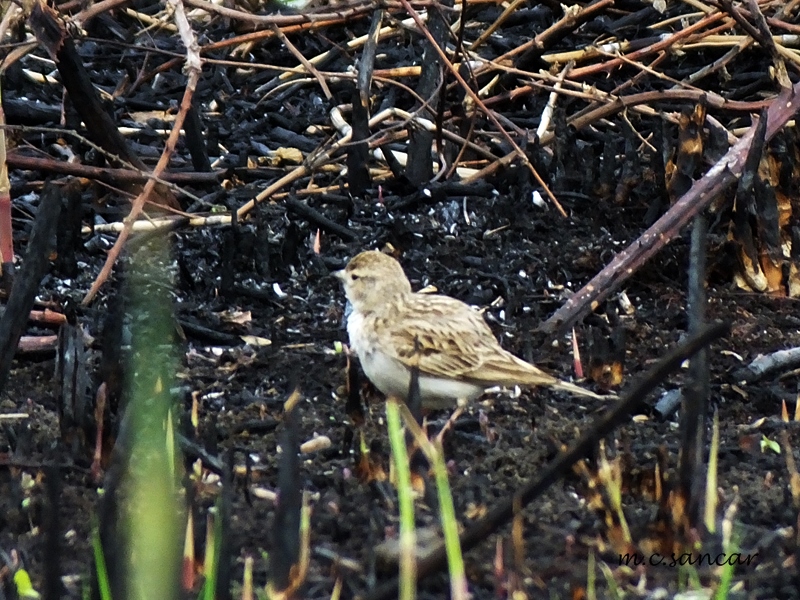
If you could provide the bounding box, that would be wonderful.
[2,0,800,598]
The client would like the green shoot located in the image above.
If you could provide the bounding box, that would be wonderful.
[386,398,416,600]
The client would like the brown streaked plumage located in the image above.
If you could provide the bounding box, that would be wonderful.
[335,250,605,409]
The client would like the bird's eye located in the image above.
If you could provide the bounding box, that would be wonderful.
[350,274,359,281]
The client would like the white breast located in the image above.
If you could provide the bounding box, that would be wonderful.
[346,310,484,409]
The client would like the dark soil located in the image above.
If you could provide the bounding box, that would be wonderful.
[2,0,800,598]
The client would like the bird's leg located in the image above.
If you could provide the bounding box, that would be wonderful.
[434,406,465,447]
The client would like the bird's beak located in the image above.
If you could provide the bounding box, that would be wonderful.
[333,269,346,283]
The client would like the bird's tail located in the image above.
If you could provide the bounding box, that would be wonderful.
[549,379,615,401]
[477,351,616,400]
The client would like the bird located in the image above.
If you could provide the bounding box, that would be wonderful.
[334,250,607,410]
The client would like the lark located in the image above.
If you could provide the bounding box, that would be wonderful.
[335,250,605,409]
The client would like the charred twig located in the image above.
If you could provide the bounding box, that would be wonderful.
[268,394,304,596]
[284,197,357,242]
[733,347,800,384]
[405,0,448,185]
[679,215,710,528]
[347,8,383,196]
[717,0,791,88]
[28,3,147,173]
[0,182,62,393]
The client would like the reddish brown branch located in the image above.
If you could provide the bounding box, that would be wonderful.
[493,0,615,64]
[567,90,771,132]
[28,309,67,326]
[567,11,727,80]
[7,153,222,185]
[0,81,13,287]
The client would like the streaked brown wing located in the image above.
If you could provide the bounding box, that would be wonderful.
[381,295,500,380]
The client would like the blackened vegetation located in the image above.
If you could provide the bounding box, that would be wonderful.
[0,183,61,391]
[2,0,800,598]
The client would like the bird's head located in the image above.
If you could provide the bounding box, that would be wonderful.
[334,250,412,313]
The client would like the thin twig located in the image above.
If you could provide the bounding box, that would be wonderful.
[83,0,203,305]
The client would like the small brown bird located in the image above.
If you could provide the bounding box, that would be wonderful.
[335,250,605,409]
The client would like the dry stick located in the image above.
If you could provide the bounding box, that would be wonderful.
[237,164,311,220]
[82,0,203,305]
[81,214,232,235]
[203,17,346,53]
[396,0,567,216]
[567,10,727,80]
[566,89,771,133]
[540,37,662,66]
[29,309,68,325]
[133,15,351,91]
[123,7,178,33]
[490,0,614,64]
[236,103,487,218]
[270,24,332,100]
[72,0,131,24]
[18,335,60,353]
[0,3,22,41]
[0,80,12,287]
[536,62,571,139]
[770,17,800,34]
[685,37,753,84]
[606,51,673,96]
[682,15,737,44]
[6,153,221,185]
[3,124,206,207]
[184,0,374,27]
[539,80,800,335]
[358,321,730,600]
[469,0,526,51]
[723,0,791,88]
[678,0,715,13]
[263,16,417,97]
[81,179,385,235]
[785,0,800,16]
[673,32,800,49]
[493,78,769,140]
